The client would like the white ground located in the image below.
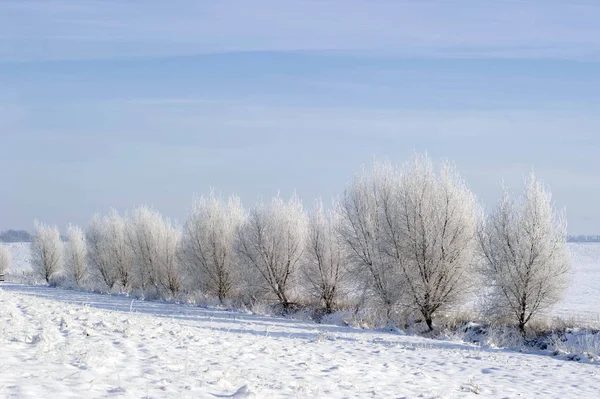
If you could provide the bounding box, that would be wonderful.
[553,243,600,324]
[1,283,600,399]
[3,242,32,274]
[1,243,599,398]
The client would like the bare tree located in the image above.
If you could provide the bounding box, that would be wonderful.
[235,194,307,308]
[127,206,181,297]
[338,163,400,315]
[304,199,346,313]
[0,243,11,275]
[478,174,570,335]
[65,224,88,285]
[180,192,245,302]
[31,221,63,283]
[388,156,480,331]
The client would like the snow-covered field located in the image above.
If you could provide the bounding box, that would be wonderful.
[3,242,33,275]
[1,242,599,398]
[554,243,600,324]
[1,283,600,398]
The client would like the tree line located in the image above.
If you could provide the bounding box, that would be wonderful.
[0,230,32,243]
[24,155,571,335]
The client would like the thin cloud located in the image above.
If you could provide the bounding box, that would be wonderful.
[1,0,600,62]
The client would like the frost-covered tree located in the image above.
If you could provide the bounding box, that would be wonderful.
[0,243,12,275]
[31,221,63,283]
[105,211,135,290]
[338,163,400,314]
[340,157,480,328]
[304,199,346,313]
[86,210,134,291]
[478,174,570,335]
[87,214,117,289]
[127,206,181,296]
[389,156,480,331]
[235,195,307,308]
[65,224,88,285]
[180,192,245,302]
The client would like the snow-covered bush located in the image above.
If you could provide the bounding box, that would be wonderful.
[65,224,88,285]
[127,206,181,297]
[180,192,246,302]
[235,194,307,308]
[31,221,63,283]
[549,329,600,362]
[303,199,347,313]
[0,243,11,275]
[478,173,570,335]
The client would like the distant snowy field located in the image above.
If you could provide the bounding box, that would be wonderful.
[2,283,600,398]
[3,242,33,274]
[553,243,600,323]
[5,242,600,322]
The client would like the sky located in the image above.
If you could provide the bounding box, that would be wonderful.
[1,0,600,234]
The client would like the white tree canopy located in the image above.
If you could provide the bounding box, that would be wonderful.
[479,173,570,334]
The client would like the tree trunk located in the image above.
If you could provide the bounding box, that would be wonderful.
[518,320,527,337]
[426,316,434,331]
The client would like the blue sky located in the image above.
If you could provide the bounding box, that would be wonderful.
[1,0,599,234]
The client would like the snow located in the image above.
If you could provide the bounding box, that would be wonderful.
[3,242,32,274]
[7,242,600,321]
[1,283,599,398]
[1,242,599,397]
[553,243,600,324]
